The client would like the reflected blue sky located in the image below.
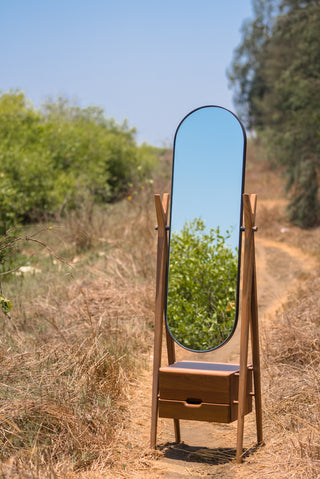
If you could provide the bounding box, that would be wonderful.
[170,106,245,250]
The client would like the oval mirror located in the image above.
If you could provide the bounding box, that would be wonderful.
[165,105,246,352]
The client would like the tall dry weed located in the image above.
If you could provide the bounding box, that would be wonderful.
[232,142,320,479]
[252,277,320,479]
[0,185,160,476]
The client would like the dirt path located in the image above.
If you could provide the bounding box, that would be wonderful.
[123,231,316,479]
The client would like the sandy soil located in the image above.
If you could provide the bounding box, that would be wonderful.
[121,199,316,479]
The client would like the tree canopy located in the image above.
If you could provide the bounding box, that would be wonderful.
[228,0,320,227]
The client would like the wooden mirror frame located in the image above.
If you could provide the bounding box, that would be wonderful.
[150,193,263,463]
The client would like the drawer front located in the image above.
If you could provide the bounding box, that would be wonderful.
[158,396,252,424]
[159,367,252,405]
[159,371,231,403]
[159,399,233,423]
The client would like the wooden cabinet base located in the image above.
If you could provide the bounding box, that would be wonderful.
[158,361,252,424]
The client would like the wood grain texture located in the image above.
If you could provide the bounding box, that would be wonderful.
[150,195,168,448]
[236,193,260,463]
[159,362,252,414]
[249,198,263,445]
[159,397,252,423]
[152,193,262,457]
[151,194,181,447]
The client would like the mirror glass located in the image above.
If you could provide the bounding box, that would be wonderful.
[166,106,246,352]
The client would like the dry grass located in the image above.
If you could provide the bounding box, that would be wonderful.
[265,281,320,473]
[234,141,320,478]
[238,277,320,479]
[0,185,161,477]
[1,143,320,478]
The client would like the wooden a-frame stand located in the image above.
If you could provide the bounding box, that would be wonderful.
[150,193,263,463]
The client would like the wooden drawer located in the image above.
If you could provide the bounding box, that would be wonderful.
[158,361,252,423]
[158,398,251,423]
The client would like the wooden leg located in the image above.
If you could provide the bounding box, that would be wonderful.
[151,196,168,449]
[150,313,163,448]
[237,194,255,463]
[236,306,250,462]
[173,419,181,443]
[150,377,159,448]
[250,262,263,444]
[165,328,181,443]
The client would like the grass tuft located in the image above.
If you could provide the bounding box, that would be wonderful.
[0,185,159,476]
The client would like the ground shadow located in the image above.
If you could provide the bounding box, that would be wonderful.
[158,442,263,465]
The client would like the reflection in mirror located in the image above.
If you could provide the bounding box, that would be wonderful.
[166,106,246,352]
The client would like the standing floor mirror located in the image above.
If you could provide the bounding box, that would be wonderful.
[150,106,263,463]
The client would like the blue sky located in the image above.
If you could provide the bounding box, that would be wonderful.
[170,106,245,249]
[1,1,253,146]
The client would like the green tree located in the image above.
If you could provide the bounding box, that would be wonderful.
[0,91,162,231]
[0,91,56,230]
[228,0,320,227]
[167,219,238,351]
[227,0,277,128]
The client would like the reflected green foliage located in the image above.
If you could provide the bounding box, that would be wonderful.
[167,218,238,351]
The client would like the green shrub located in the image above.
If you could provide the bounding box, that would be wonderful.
[0,91,162,230]
[167,218,238,351]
